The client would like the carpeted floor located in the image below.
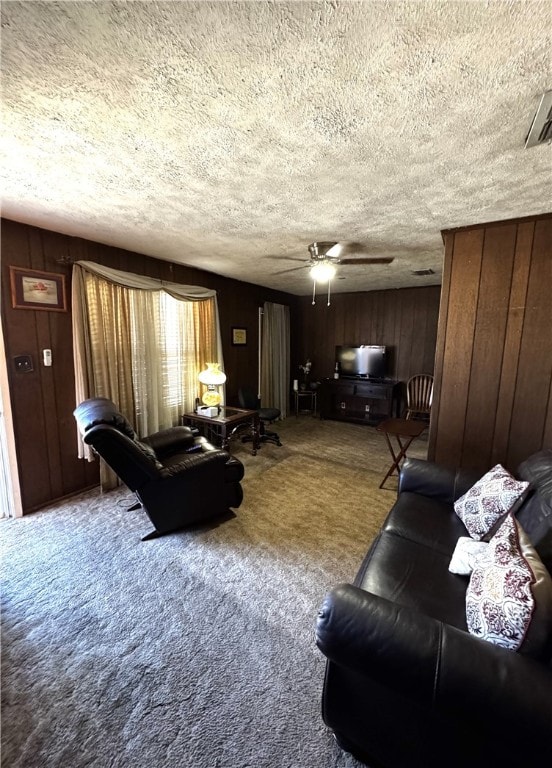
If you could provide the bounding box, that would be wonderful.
[1,416,427,768]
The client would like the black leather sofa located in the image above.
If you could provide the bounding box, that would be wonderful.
[74,397,244,540]
[316,450,552,768]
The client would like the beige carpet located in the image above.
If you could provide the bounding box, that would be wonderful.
[1,416,427,768]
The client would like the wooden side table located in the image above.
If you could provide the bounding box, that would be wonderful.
[294,390,317,416]
[181,407,260,455]
[376,417,427,489]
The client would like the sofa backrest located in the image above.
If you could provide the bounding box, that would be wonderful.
[516,449,552,574]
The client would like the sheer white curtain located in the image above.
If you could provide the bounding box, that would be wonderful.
[73,261,223,464]
[129,291,205,436]
[261,302,290,418]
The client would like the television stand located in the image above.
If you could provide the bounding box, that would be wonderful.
[319,378,401,425]
[340,375,388,384]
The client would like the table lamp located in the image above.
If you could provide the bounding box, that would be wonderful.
[198,363,226,406]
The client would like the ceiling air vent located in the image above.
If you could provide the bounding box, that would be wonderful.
[525,90,552,148]
[411,268,435,276]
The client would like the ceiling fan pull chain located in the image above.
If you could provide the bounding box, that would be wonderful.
[327,279,331,306]
[312,280,316,305]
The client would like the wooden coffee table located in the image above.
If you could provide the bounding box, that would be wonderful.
[181,407,260,455]
[376,417,427,489]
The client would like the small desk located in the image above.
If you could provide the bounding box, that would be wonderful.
[294,390,317,417]
[181,407,260,455]
[376,418,427,489]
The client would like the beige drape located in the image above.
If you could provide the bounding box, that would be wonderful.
[261,302,290,418]
[72,262,223,480]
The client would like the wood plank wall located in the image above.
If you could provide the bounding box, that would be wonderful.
[1,219,298,512]
[296,286,441,389]
[429,214,552,473]
[4,214,549,508]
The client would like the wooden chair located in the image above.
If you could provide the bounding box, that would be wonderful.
[405,374,434,421]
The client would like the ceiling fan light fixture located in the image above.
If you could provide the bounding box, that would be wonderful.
[308,241,339,259]
[310,261,337,283]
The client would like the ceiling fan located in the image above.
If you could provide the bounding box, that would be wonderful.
[274,241,394,276]
[274,241,394,306]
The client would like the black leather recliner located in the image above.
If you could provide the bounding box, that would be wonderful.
[74,397,244,540]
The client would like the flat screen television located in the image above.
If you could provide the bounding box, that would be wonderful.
[336,345,386,379]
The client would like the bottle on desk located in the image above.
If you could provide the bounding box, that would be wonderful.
[333,363,339,379]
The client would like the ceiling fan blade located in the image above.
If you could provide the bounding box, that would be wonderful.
[273,265,308,275]
[339,257,395,265]
[337,241,367,256]
[265,255,305,263]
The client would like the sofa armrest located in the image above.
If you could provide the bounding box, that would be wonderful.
[399,458,482,504]
[193,435,222,453]
[316,583,439,698]
[144,426,196,457]
[316,585,552,739]
[159,448,229,478]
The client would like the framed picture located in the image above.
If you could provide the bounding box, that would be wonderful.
[9,267,67,312]
[231,327,247,346]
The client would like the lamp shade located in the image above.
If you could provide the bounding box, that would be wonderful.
[198,363,227,386]
[198,363,226,406]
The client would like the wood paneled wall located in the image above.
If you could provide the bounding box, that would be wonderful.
[1,219,298,511]
[429,214,552,473]
[4,213,548,509]
[296,286,441,387]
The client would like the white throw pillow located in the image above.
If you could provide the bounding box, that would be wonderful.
[454,464,529,540]
[448,537,489,575]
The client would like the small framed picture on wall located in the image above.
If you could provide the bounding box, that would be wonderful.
[231,327,247,346]
[9,267,67,312]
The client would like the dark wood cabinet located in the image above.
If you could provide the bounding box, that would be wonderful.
[319,378,401,425]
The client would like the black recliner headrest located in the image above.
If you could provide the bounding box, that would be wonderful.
[73,397,136,439]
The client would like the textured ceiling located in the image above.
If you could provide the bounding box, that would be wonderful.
[2,0,551,295]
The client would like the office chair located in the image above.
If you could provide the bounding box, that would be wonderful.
[405,374,434,421]
[238,387,282,447]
